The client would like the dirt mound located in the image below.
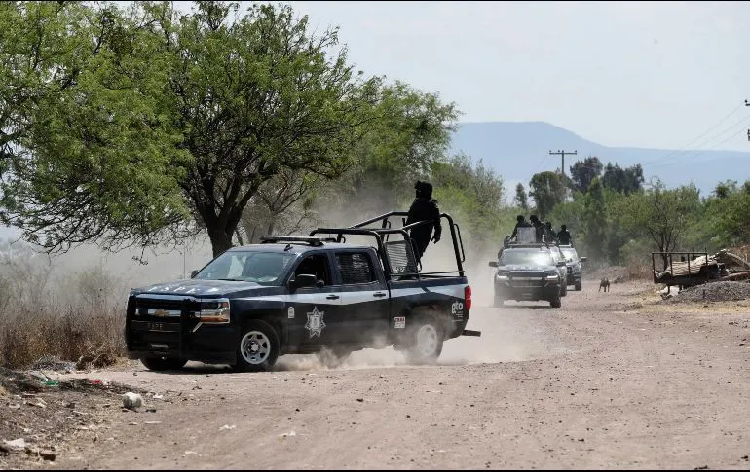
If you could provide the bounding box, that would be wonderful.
[665,281,750,303]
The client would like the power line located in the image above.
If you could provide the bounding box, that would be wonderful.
[549,149,577,177]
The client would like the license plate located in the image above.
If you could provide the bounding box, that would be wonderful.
[132,320,179,333]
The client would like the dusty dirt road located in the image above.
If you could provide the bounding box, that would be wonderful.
[34,278,750,469]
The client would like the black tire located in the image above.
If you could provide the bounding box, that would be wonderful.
[317,346,352,369]
[140,356,188,372]
[406,315,444,365]
[234,320,280,372]
[560,283,568,297]
[549,294,562,308]
[575,280,582,291]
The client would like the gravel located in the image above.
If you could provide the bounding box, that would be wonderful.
[666,281,750,303]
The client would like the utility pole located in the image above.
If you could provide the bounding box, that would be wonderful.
[746,100,749,141]
[548,149,577,177]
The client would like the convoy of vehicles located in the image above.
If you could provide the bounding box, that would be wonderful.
[488,227,586,309]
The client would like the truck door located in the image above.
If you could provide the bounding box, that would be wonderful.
[333,250,390,346]
[285,252,344,347]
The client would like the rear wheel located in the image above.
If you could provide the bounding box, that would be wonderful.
[406,315,444,365]
[234,320,280,372]
[140,356,187,372]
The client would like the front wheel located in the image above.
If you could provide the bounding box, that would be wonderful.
[575,280,582,291]
[549,294,562,308]
[234,320,280,372]
[560,283,568,297]
[493,292,505,308]
[406,315,444,365]
[140,356,187,372]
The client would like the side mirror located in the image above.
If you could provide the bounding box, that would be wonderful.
[190,270,199,278]
[289,273,318,291]
[556,261,567,268]
[488,261,498,268]
[580,257,587,262]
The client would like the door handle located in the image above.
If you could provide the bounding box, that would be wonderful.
[326,295,340,300]
[373,292,387,298]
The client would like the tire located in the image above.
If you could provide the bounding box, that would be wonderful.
[140,356,188,372]
[560,283,568,297]
[549,294,562,308]
[493,292,505,307]
[317,346,352,369]
[575,280,582,291]
[406,315,444,365]
[234,320,280,372]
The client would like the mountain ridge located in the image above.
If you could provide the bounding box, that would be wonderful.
[449,121,750,197]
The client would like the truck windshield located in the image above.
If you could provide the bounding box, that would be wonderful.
[501,250,554,266]
[561,248,578,261]
[194,251,296,285]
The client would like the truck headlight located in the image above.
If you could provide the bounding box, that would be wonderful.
[199,298,231,323]
[545,273,559,281]
[497,273,508,280]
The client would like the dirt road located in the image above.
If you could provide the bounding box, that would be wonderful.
[39,279,750,469]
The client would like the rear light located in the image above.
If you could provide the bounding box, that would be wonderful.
[464,285,472,310]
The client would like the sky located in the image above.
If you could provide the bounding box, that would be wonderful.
[259,0,750,153]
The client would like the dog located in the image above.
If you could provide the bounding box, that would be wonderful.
[599,277,610,293]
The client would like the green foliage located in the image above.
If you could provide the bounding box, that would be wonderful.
[569,156,603,194]
[600,163,644,195]
[618,181,700,269]
[428,154,508,250]
[514,183,528,210]
[528,171,567,219]
[1,1,384,256]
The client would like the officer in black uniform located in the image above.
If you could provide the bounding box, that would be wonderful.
[529,215,545,243]
[557,225,573,245]
[405,181,442,261]
[544,221,557,244]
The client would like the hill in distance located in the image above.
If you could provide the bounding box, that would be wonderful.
[450,121,750,198]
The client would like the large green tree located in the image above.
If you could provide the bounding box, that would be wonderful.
[528,171,567,220]
[1,1,382,257]
[569,156,603,194]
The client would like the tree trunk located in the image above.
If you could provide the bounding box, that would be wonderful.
[207,227,234,258]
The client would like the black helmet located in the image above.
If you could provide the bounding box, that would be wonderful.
[561,224,567,230]
[516,215,525,222]
[415,181,433,199]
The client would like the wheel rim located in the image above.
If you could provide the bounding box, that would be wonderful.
[416,324,438,357]
[240,330,271,365]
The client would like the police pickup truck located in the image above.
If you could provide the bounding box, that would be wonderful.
[125,211,480,372]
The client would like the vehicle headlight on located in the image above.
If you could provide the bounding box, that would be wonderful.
[199,298,231,323]
[496,272,508,280]
[545,272,559,281]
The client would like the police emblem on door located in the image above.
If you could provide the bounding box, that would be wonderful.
[305,307,326,338]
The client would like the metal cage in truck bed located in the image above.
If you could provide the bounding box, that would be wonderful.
[309,211,466,280]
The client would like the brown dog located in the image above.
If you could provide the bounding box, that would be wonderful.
[599,277,610,292]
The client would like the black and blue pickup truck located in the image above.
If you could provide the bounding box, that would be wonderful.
[125,211,481,372]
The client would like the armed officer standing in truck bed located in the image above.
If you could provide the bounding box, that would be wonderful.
[405,181,442,262]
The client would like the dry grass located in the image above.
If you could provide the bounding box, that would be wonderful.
[0,247,130,370]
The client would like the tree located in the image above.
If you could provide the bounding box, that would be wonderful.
[581,178,607,262]
[339,81,460,212]
[600,163,644,195]
[1,2,383,257]
[528,171,567,220]
[619,181,700,269]
[569,156,603,194]
[514,183,528,210]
